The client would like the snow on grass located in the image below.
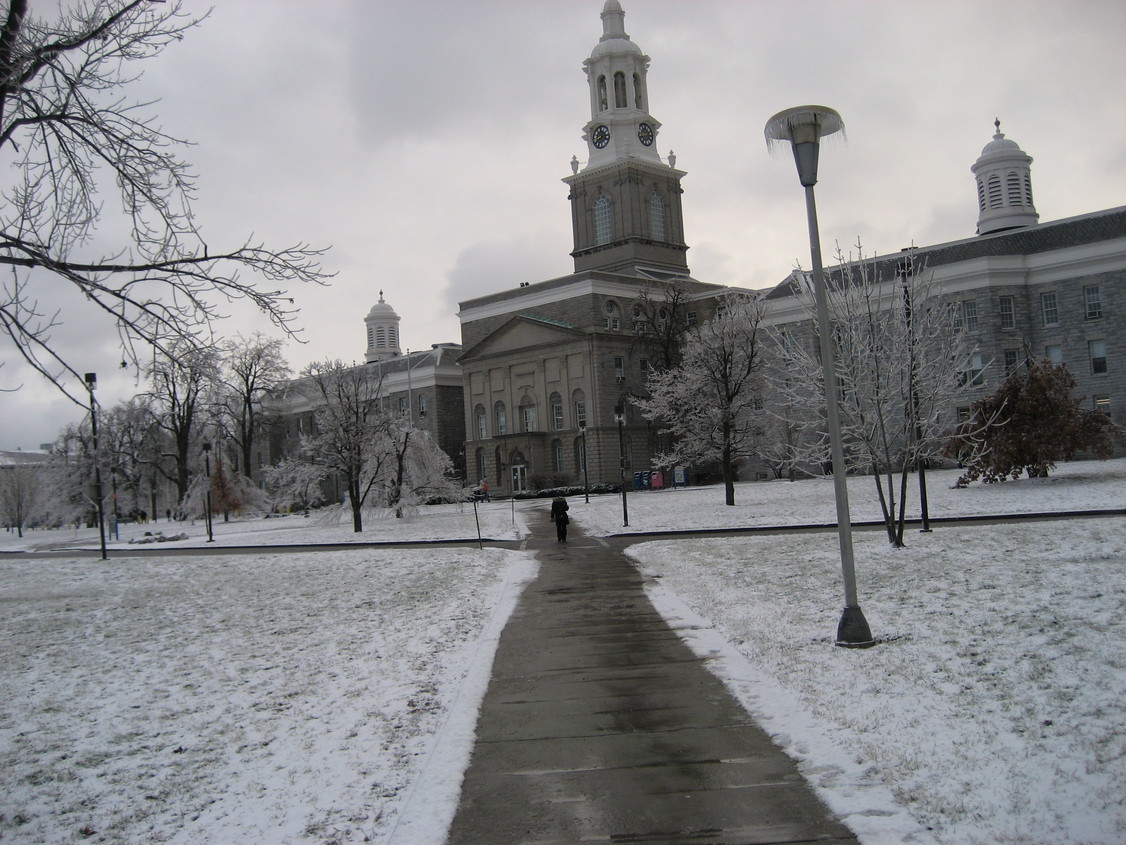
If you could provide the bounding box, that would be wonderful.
[1,462,1123,844]
[0,546,536,843]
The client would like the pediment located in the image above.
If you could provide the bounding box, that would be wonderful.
[460,315,585,362]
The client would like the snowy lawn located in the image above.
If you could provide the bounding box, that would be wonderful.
[1,461,1123,844]
[0,501,536,844]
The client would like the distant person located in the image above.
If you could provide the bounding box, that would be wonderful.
[481,481,490,502]
[550,496,570,542]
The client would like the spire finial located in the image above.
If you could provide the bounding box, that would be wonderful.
[994,117,1002,138]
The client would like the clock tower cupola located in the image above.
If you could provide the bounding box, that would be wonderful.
[564,0,689,275]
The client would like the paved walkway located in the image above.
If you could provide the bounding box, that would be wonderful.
[446,515,859,845]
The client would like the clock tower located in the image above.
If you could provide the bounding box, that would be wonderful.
[563,1,689,275]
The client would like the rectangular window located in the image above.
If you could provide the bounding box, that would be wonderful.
[1003,348,1020,376]
[1093,395,1111,417]
[640,359,649,374]
[686,311,698,327]
[552,402,564,430]
[963,300,979,332]
[1089,339,1108,374]
[1085,286,1102,320]
[957,406,971,422]
[960,352,984,387]
[998,295,1015,330]
[614,356,625,379]
[418,394,428,416]
[574,400,587,428]
[633,320,649,333]
[1041,292,1059,326]
[610,317,620,330]
[553,441,564,472]
[522,406,538,432]
[397,397,407,414]
[1045,344,1063,365]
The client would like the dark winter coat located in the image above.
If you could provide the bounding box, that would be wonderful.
[550,498,569,524]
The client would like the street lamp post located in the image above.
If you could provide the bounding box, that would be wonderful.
[765,105,873,648]
[579,420,590,504]
[614,404,628,527]
[201,441,215,543]
[898,250,931,533]
[84,373,108,561]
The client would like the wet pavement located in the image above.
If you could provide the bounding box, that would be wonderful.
[446,516,859,844]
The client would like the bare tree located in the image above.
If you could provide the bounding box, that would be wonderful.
[0,0,330,405]
[0,458,45,536]
[636,292,769,506]
[773,245,976,546]
[217,333,291,483]
[299,360,387,533]
[144,342,218,506]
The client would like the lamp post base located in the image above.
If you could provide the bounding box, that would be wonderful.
[835,605,876,648]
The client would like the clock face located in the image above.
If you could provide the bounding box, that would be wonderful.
[637,122,654,146]
[592,124,610,149]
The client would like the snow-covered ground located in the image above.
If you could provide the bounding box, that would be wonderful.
[1,460,1123,843]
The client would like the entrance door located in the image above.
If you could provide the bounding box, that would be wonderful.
[511,465,527,493]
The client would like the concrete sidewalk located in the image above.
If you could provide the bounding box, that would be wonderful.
[446,515,859,844]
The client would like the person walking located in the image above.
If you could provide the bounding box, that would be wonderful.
[550,496,570,542]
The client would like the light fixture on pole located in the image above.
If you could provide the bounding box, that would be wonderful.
[579,420,590,504]
[201,441,214,543]
[84,373,108,561]
[614,404,628,527]
[898,249,931,533]
[765,105,874,648]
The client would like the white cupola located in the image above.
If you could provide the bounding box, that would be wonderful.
[971,119,1038,235]
[364,290,402,363]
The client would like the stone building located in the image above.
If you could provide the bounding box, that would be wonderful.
[457,0,729,494]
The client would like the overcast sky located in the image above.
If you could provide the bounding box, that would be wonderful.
[4,0,1125,452]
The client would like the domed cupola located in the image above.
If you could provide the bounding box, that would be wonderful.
[364,290,402,363]
[971,119,1039,235]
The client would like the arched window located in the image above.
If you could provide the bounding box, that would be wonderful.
[494,401,507,436]
[613,71,627,108]
[593,195,613,245]
[572,389,587,428]
[474,404,487,440]
[550,392,564,430]
[649,190,666,240]
[597,75,608,111]
[633,73,643,109]
[520,397,537,432]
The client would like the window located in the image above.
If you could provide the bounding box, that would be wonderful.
[1045,344,1062,365]
[575,437,587,472]
[613,71,626,108]
[952,300,978,333]
[550,394,564,430]
[418,393,428,416]
[593,195,613,245]
[494,402,507,436]
[649,191,666,240]
[957,406,971,422]
[574,399,587,428]
[552,440,564,473]
[1093,395,1111,417]
[597,75,607,111]
[987,174,1002,209]
[959,352,984,387]
[614,356,625,380]
[602,316,620,330]
[522,404,538,432]
[686,311,698,327]
[475,448,486,483]
[1089,340,1108,375]
[1003,348,1020,376]
[475,405,487,440]
[1040,292,1059,326]
[963,300,978,332]
[398,397,407,414]
[640,359,649,374]
[633,72,642,108]
[998,295,1015,330]
[1084,286,1102,320]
